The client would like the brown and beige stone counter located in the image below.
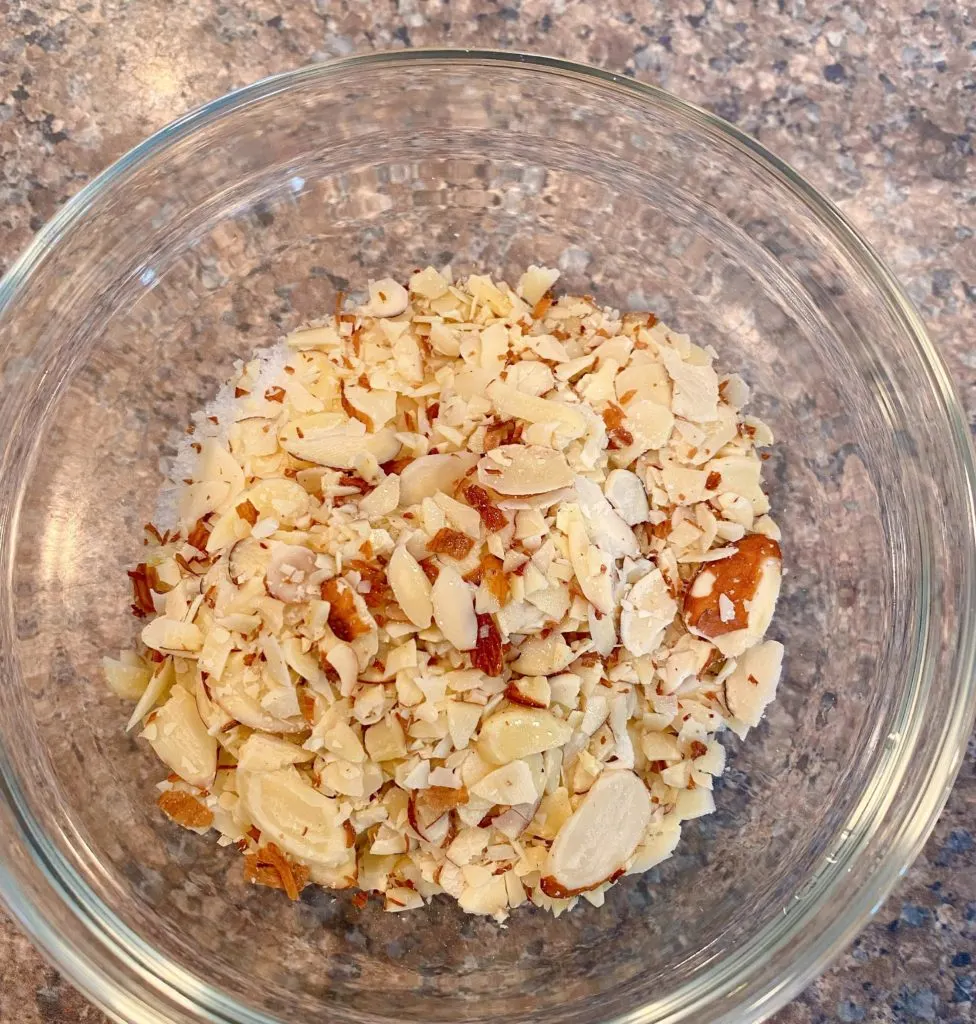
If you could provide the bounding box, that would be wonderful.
[1,2,974,1022]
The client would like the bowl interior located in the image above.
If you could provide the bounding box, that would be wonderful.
[1,57,969,1024]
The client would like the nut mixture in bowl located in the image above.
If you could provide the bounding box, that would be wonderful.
[104,264,782,920]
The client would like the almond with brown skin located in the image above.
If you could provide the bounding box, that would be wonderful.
[683,534,781,640]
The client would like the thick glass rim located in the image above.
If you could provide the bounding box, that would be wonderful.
[1,49,974,1024]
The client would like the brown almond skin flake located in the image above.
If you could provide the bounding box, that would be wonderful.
[427,528,475,560]
[186,518,211,552]
[243,843,309,900]
[127,563,156,617]
[264,386,286,403]
[471,613,505,676]
[705,471,722,490]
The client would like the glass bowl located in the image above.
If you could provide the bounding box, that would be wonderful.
[1,51,974,1024]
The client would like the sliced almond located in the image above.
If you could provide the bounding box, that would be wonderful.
[486,380,586,440]
[724,640,784,727]
[141,617,203,655]
[541,770,651,896]
[237,765,349,868]
[447,700,483,750]
[431,566,477,651]
[477,445,573,496]
[141,686,217,789]
[399,452,479,507]
[604,469,650,526]
[364,716,408,761]
[479,707,573,764]
[574,475,639,559]
[211,653,307,734]
[387,545,433,628]
[237,733,315,772]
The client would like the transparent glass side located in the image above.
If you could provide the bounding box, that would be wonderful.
[0,59,972,1024]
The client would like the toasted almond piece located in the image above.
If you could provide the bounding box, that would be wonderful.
[477,445,573,496]
[511,634,574,676]
[366,277,409,317]
[432,566,478,651]
[684,534,781,640]
[506,361,555,397]
[158,789,214,830]
[725,640,784,727]
[505,674,551,709]
[409,265,449,299]
[399,452,479,507]
[541,770,651,896]
[660,348,720,423]
[325,642,360,695]
[343,384,397,431]
[126,658,175,732]
[604,469,650,526]
[479,707,573,764]
[237,765,349,868]
[142,686,217,789]
[674,787,716,820]
[458,875,509,917]
[265,544,317,603]
[387,545,433,628]
[472,760,538,806]
[485,380,586,440]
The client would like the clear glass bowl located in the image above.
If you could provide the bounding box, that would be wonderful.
[1,51,974,1024]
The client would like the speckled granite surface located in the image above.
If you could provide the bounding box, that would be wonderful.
[0,2,974,1022]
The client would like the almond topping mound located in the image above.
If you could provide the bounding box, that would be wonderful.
[108,266,782,923]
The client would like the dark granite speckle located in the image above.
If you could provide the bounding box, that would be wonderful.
[1,2,974,1023]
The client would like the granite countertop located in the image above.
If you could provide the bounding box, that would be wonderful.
[1,2,974,1022]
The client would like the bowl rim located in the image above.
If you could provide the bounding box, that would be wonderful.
[1,47,975,1024]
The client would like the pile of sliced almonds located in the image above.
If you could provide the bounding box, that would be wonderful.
[104,265,784,920]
